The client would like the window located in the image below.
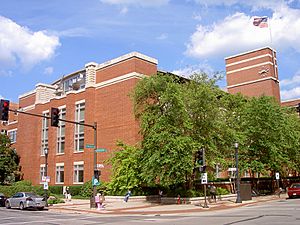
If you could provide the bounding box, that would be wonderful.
[56,164,64,183]
[63,72,86,93]
[74,162,84,183]
[8,129,17,143]
[57,108,66,154]
[74,102,85,152]
[41,112,49,155]
[40,165,45,182]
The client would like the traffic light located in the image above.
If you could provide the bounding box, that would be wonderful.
[199,165,207,173]
[50,108,59,127]
[0,99,10,121]
[94,170,101,180]
[196,149,204,165]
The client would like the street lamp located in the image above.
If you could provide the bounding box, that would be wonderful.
[234,142,242,203]
[44,148,48,207]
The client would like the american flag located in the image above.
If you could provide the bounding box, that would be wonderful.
[253,17,268,28]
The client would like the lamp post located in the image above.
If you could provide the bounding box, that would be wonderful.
[44,148,48,207]
[234,142,242,203]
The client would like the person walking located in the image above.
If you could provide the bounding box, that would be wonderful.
[95,193,101,210]
[209,184,217,202]
[99,192,105,209]
[65,187,72,202]
[124,190,132,202]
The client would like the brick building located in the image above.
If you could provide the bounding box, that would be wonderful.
[2,52,157,186]
[225,46,300,108]
[2,46,300,186]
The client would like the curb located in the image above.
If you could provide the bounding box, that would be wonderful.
[48,196,282,215]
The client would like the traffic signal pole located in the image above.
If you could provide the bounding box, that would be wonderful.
[93,122,98,208]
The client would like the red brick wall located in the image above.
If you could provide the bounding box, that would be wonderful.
[16,54,157,186]
[226,47,280,101]
[96,57,157,83]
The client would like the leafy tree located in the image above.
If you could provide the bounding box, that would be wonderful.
[107,142,143,195]
[239,96,290,177]
[0,134,21,184]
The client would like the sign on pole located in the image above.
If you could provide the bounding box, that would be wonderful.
[92,176,100,186]
[95,148,107,153]
[201,173,207,184]
[86,144,95,149]
[43,182,49,190]
[275,172,280,180]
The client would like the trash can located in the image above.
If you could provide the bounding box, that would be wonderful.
[90,196,96,208]
[240,183,252,201]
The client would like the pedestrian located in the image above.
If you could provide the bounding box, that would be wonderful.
[95,193,101,210]
[99,192,105,209]
[158,190,163,203]
[277,187,283,198]
[65,187,72,202]
[209,184,217,202]
[124,190,132,202]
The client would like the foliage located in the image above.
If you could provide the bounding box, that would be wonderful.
[107,142,142,195]
[79,180,108,197]
[0,134,21,184]
[48,197,65,205]
[216,187,230,195]
[69,185,82,196]
[49,185,63,195]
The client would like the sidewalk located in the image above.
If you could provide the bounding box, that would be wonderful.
[48,194,286,215]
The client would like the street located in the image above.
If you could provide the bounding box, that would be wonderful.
[0,198,299,225]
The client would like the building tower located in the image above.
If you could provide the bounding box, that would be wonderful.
[225,47,280,101]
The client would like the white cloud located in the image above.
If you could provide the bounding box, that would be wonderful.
[185,5,300,59]
[280,71,300,87]
[0,16,60,70]
[281,87,300,100]
[172,63,215,78]
[156,33,168,40]
[100,0,169,7]
[44,67,54,75]
[120,6,129,14]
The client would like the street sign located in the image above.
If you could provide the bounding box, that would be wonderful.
[275,172,280,180]
[95,148,107,153]
[86,144,95,149]
[97,164,104,168]
[43,182,49,190]
[42,176,50,182]
[92,176,100,186]
[201,173,207,184]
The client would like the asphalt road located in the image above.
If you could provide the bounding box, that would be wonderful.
[0,198,299,225]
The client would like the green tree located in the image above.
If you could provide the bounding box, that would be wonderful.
[239,96,289,177]
[133,72,195,187]
[0,134,21,184]
[107,142,142,195]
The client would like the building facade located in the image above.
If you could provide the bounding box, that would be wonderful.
[2,52,157,186]
[226,47,280,101]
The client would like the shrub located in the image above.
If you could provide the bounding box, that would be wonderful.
[48,197,65,205]
[69,185,82,196]
[216,187,230,195]
[49,186,63,195]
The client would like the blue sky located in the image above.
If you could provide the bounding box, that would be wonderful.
[1,0,300,102]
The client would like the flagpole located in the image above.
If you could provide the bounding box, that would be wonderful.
[268,17,277,79]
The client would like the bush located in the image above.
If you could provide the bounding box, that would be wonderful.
[69,185,82,196]
[79,180,108,197]
[48,197,65,205]
[216,187,230,195]
[49,186,63,195]
[13,180,32,186]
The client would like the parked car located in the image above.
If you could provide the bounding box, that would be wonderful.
[0,193,7,207]
[5,192,46,210]
[287,183,300,199]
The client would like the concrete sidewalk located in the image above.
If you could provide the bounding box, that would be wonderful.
[48,194,286,215]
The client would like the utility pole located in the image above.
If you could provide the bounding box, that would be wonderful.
[234,142,242,203]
